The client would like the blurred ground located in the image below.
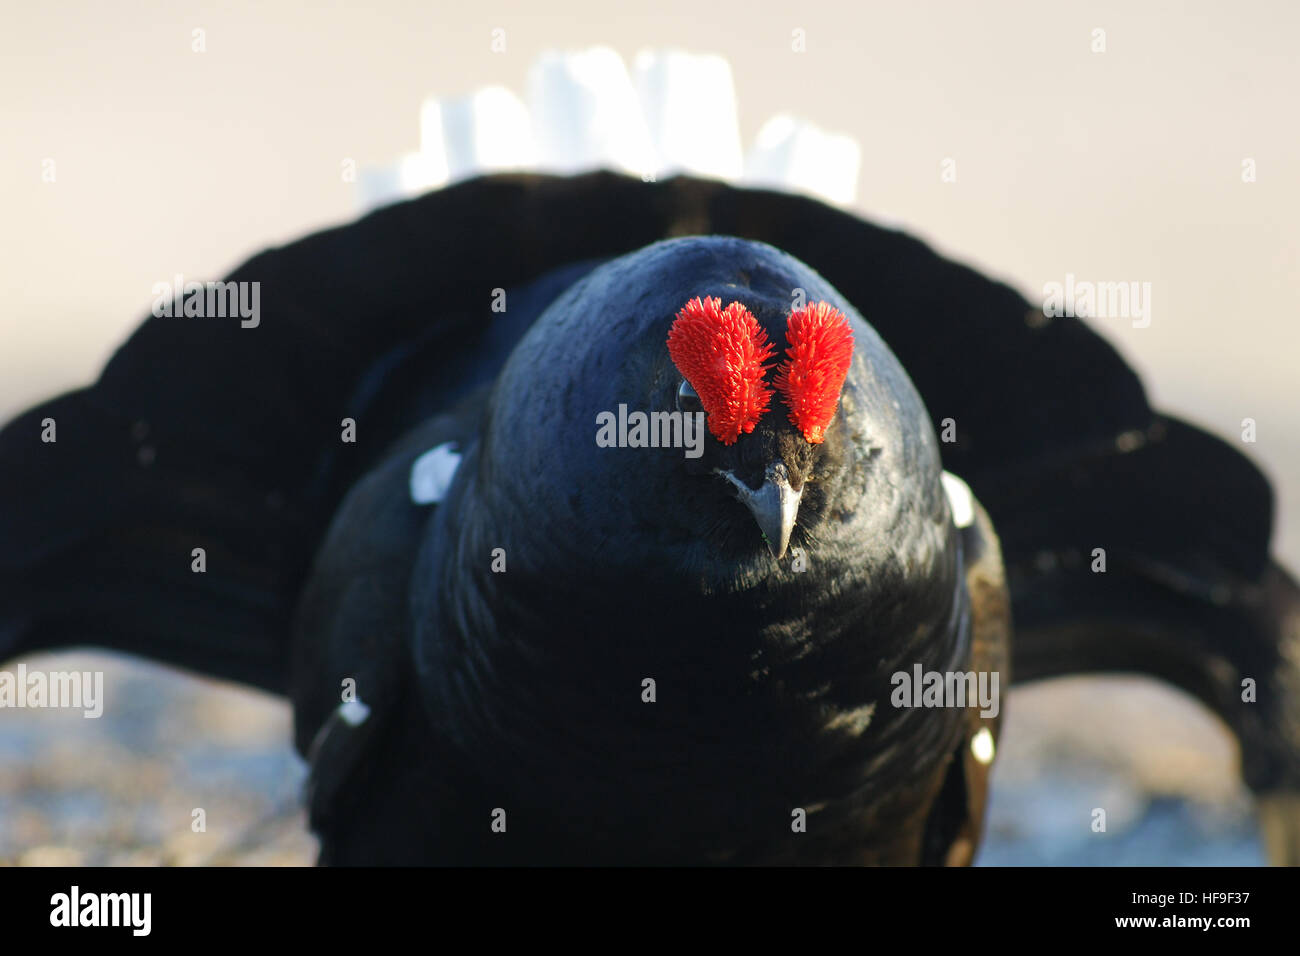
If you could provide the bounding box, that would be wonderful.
[980,678,1262,865]
[0,651,1263,866]
[0,652,314,866]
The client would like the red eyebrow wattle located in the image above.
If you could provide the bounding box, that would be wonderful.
[666,297,775,444]
[774,302,855,444]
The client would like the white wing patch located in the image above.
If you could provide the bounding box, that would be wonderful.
[941,471,975,529]
[409,443,462,505]
[339,698,371,727]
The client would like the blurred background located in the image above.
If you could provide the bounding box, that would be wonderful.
[1,0,1296,864]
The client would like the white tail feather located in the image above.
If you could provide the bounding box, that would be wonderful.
[527,47,654,177]
[742,114,861,207]
[423,86,536,182]
[358,47,861,210]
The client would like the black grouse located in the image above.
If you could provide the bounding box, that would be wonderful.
[2,172,1297,865]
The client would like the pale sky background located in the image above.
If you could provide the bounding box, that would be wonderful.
[0,0,1296,865]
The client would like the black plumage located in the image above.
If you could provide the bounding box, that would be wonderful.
[1,172,1296,864]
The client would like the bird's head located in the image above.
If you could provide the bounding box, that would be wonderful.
[480,235,949,592]
[666,293,853,559]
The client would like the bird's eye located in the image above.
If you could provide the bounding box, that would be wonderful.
[676,379,703,414]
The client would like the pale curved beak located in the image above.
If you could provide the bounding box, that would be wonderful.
[718,462,802,559]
